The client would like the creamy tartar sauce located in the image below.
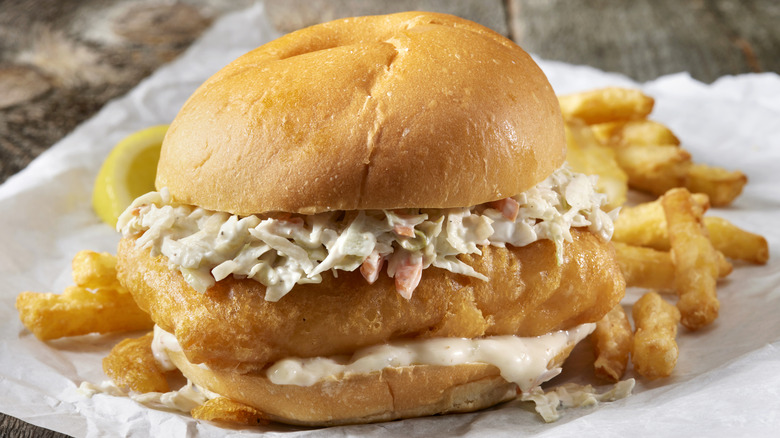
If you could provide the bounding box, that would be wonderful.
[151,324,181,371]
[152,323,596,394]
[118,166,615,301]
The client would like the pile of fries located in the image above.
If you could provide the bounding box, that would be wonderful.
[561,87,769,380]
[14,87,770,423]
[16,251,153,341]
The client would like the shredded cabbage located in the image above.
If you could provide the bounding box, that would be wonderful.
[118,166,616,301]
[520,379,635,422]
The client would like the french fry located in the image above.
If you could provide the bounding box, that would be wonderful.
[685,163,748,207]
[72,250,121,290]
[715,250,734,278]
[615,144,692,197]
[593,120,680,147]
[613,193,710,250]
[103,332,169,393]
[615,242,731,290]
[631,292,681,379]
[565,119,628,208]
[16,286,154,340]
[613,242,675,290]
[616,119,680,147]
[559,87,655,124]
[16,250,154,340]
[561,87,749,207]
[589,121,622,144]
[191,397,269,426]
[663,188,720,330]
[614,195,768,266]
[704,216,769,264]
[592,305,633,382]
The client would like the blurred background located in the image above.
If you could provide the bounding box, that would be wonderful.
[1,0,778,436]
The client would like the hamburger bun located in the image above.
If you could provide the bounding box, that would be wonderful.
[163,337,578,426]
[114,11,625,427]
[155,11,565,215]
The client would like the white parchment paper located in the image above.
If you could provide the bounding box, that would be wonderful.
[1,4,779,437]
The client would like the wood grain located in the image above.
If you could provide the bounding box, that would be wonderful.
[0,415,68,438]
[508,0,779,82]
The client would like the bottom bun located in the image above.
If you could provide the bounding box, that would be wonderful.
[165,338,579,426]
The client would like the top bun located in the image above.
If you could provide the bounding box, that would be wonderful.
[156,12,565,216]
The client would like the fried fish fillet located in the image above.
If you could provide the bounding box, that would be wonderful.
[117,228,624,373]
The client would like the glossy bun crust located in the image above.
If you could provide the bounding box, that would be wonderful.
[155,11,566,216]
[117,229,625,374]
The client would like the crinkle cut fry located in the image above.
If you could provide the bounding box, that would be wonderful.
[16,250,153,340]
[631,292,680,379]
[614,242,731,290]
[662,188,719,330]
[592,304,632,382]
[16,286,153,341]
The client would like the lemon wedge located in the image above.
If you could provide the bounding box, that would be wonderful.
[92,125,169,227]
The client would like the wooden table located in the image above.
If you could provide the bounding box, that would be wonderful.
[1,0,777,436]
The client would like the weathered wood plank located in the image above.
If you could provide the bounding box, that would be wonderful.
[265,0,507,35]
[507,0,780,82]
[0,414,69,438]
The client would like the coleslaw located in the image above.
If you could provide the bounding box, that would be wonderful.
[118,166,616,301]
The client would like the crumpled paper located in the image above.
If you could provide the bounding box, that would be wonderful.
[1,3,779,437]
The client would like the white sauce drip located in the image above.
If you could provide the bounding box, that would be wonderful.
[118,166,616,301]
[151,324,180,371]
[83,331,633,422]
[151,323,595,394]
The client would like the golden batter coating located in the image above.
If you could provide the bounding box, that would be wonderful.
[117,229,624,373]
